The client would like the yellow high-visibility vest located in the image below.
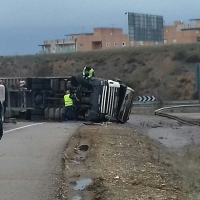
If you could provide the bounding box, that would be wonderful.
[88,68,94,78]
[64,94,73,107]
[83,67,94,78]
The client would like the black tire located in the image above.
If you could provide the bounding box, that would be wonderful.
[31,109,44,115]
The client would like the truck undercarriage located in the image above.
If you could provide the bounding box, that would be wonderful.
[2,76,134,123]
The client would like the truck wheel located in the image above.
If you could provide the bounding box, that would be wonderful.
[54,108,61,120]
[48,108,55,120]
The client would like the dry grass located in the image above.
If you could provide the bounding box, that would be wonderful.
[61,125,190,200]
[0,43,200,100]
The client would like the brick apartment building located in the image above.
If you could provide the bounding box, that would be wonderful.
[164,19,200,44]
[70,27,129,51]
[39,19,200,54]
[39,38,76,54]
[39,28,129,54]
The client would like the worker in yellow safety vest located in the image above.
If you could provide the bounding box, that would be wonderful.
[63,90,76,121]
[82,66,95,79]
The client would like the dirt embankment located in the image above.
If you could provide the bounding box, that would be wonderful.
[58,124,190,200]
[1,43,200,100]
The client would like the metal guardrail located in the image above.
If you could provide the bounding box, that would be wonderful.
[133,101,160,107]
[154,104,200,126]
[133,100,199,107]
[155,104,200,114]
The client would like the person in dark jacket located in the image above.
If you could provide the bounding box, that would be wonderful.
[0,102,3,140]
[82,66,95,79]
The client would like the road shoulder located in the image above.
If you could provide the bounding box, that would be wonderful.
[58,124,186,200]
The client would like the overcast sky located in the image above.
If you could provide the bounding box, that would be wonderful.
[0,0,199,56]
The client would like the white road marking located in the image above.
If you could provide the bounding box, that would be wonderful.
[4,123,43,133]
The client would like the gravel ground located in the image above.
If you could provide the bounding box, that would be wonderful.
[60,114,200,200]
[60,124,186,200]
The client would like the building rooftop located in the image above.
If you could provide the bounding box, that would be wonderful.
[189,19,200,21]
[38,44,50,46]
[66,27,123,36]
[66,33,93,36]
[94,27,122,29]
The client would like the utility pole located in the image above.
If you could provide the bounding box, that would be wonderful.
[195,63,200,103]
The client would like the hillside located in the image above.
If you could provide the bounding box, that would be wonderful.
[1,43,200,100]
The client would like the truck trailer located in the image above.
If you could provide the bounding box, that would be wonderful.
[1,76,134,123]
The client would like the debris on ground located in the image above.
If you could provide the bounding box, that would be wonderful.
[57,124,190,200]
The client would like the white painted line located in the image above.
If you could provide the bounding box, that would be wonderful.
[4,123,43,133]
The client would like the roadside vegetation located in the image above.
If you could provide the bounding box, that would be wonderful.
[59,124,200,200]
[0,43,200,100]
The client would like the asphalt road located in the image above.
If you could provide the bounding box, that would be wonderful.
[128,114,200,149]
[1,114,199,200]
[0,121,80,200]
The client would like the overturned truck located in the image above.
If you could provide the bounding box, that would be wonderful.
[3,75,134,123]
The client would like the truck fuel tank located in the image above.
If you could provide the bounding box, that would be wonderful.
[0,85,5,102]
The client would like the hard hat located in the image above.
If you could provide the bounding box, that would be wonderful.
[20,80,25,87]
[85,66,91,70]
[65,90,70,94]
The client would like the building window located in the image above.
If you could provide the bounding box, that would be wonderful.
[173,39,177,43]
[106,42,110,47]
[80,43,83,47]
[130,41,134,46]
[139,41,143,46]
[114,42,118,46]
[122,42,126,47]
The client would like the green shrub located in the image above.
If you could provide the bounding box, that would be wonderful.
[126,58,136,64]
[186,54,200,63]
[171,51,186,61]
